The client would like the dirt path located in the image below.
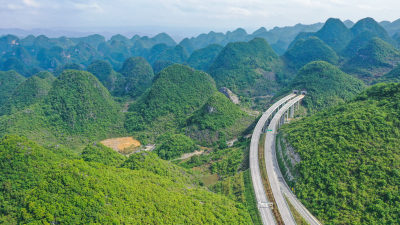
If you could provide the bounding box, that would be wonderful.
[174,150,205,161]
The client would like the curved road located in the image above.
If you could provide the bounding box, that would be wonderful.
[264,96,304,225]
[265,95,322,225]
[250,93,296,225]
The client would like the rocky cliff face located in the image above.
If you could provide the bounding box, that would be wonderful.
[219,87,240,104]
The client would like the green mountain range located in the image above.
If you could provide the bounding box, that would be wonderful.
[0,70,26,106]
[0,71,55,115]
[282,83,400,224]
[187,44,223,71]
[343,38,400,83]
[284,61,365,112]
[0,70,124,150]
[209,38,281,96]
[343,17,394,57]
[284,36,339,70]
[2,16,400,224]
[315,18,353,52]
[125,64,216,135]
[375,64,400,83]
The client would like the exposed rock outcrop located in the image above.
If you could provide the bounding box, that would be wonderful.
[219,87,240,104]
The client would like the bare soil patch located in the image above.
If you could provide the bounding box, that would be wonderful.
[101,137,141,155]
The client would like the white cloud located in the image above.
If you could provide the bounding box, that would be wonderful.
[23,0,40,8]
[73,2,103,12]
[0,0,400,33]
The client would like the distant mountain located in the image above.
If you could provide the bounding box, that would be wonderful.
[287,32,315,50]
[209,38,281,97]
[152,60,175,74]
[87,60,121,92]
[70,34,105,48]
[344,20,355,28]
[116,57,154,98]
[315,18,353,52]
[342,38,400,83]
[393,32,400,47]
[180,23,324,54]
[380,18,400,35]
[0,70,26,105]
[343,17,394,56]
[0,71,55,115]
[151,32,177,46]
[285,61,365,112]
[251,23,324,54]
[150,45,188,64]
[0,22,328,76]
[125,64,216,133]
[374,64,400,84]
[284,36,339,70]
[187,44,223,71]
[66,42,101,65]
[351,18,392,40]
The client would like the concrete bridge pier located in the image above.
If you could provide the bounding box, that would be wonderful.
[290,105,294,118]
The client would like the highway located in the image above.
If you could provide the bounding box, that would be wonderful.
[250,93,296,225]
[265,95,322,225]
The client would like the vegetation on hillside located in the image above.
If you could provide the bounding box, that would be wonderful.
[115,57,154,98]
[46,70,123,135]
[187,44,223,71]
[283,61,365,112]
[209,38,281,97]
[342,38,400,83]
[315,18,353,52]
[284,36,339,70]
[0,70,125,150]
[81,143,126,166]
[375,64,400,83]
[87,60,121,92]
[282,83,400,224]
[125,64,216,133]
[0,135,252,224]
[0,71,55,115]
[343,17,394,57]
[0,70,26,105]
[154,133,197,160]
[188,92,246,131]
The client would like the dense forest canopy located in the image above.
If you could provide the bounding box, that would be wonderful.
[1,16,400,224]
[282,83,400,224]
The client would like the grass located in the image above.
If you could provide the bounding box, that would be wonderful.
[284,195,309,225]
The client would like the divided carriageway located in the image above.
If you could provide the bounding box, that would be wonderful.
[250,93,322,225]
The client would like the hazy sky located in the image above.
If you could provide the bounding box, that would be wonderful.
[1,0,400,36]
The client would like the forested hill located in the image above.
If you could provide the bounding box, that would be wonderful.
[280,61,365,112]
[0,70,125,149]
[126,64,217,133]
[2,15,400,225]
[209,38,282,97]
[0,21,327,76]
[281,83,400,224]
[0,135,252,224]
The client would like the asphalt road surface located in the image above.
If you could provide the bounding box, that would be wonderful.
[250,93,296,225]
[265,95,322,225]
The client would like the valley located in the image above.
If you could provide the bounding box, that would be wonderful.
[0,13,400,224]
